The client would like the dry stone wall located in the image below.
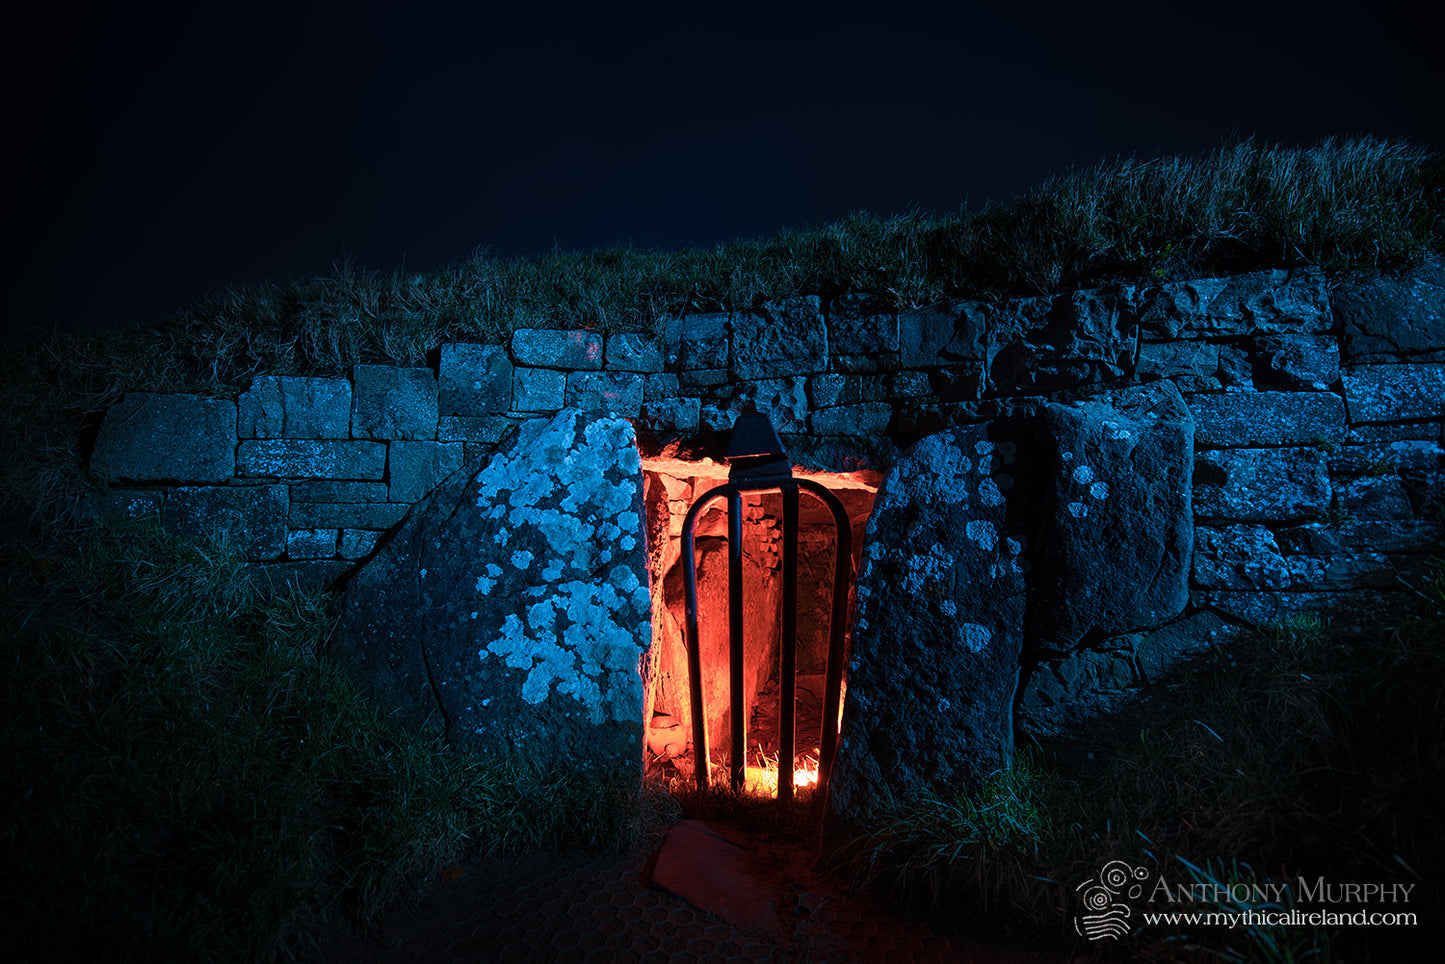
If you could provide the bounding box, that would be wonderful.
[86,258,1445,756]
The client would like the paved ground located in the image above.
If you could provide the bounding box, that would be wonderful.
[311,820,1073,963]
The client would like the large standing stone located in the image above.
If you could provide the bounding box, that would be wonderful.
[1029,381,1194,651]
[828,422,1030,821]
[91,393,237,483]
[333,409,652,781]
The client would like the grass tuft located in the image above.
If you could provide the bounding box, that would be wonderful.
[0,519,643,963]
[826,586,1445,958]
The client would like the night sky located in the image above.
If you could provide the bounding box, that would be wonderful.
[5,0,1441,348]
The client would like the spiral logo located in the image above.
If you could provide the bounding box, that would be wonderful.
[1074,861,1150,941]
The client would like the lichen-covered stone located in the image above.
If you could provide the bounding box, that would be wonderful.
[1193,448,1330,522]
[829,293,899,355]
[238,375,351,439]
[1188,392,1347,447]
[829,422,1029,822]
[1343,365,1445,423]
[1253,335,1341,391]
[730,297,828,378]
[91,393,237,483]
[439,343,512,416]
[236,440,386,480]
[605,333,664,372]
[663,313,728,371]
[510,329,603,370]
[1337,256,1445,360]
[1030,380,1194,650]
[162,484,287,560]
[809,403,893,436]
[700,378,808,433]
[1138,266,1331,337]
[511,368,567,412]
[333,408,651,782]
[388,441,466,504]
[1192,525,1290,590]
[286,528,338,559]
[564,371,644,416]
[351,366,438,440]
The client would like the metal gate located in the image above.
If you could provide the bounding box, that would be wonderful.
[680,411,852,800]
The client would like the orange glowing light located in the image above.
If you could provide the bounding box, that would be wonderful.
[742,756,820,795]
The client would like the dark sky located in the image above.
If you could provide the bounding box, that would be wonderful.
[5,0,1441,348]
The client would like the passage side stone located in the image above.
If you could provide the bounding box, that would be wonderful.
[333,408,652,782]
[829,422,1029,823]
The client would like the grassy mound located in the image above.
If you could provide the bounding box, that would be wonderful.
[2,134,1442,961]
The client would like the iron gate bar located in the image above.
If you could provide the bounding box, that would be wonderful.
[680,413,853,800]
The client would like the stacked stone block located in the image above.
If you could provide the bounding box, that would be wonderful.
[86,260,1443,625]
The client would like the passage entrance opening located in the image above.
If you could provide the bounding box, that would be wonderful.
[638,418,879,799]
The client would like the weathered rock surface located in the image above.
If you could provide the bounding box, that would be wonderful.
[988,286,1136,394]
[1192,525,1290,590]
[510,329,603,370]
[162,484,287,560]
[1188,391,1347,448]
[1252,335,1340,391]
[1336,256,1445,360]
[1138,267,1331,337]
[1343,365,1445,423]
[829,421,1030,820]
[731,297,828,379]
[439,343,513,416]
[91,393,237,482]
[1193,448,1331,522]
[333,408,652,780]
[238,375,351,438]
[1029,381,1194,651]
[351,365,438,440]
